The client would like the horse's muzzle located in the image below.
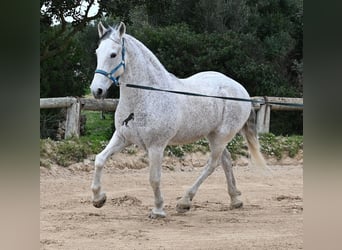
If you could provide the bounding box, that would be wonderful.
[92,88,105,99]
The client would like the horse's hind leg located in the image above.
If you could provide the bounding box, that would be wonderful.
[148,146,166,218]
[176,142,225,213]
[91,131,127,208]
[221,148,243,209]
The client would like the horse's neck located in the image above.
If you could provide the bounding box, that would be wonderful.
[121,35,173,88]
[118,35,181,111]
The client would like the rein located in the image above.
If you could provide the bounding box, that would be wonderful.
[94,38,126,87]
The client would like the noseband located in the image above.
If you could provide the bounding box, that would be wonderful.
[94,38,126,87]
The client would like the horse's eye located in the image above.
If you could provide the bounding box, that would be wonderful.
[110,53,117,58]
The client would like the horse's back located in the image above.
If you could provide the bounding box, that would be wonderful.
[169,71,252,145]
[179,71,251,116]
[180,71,250,98]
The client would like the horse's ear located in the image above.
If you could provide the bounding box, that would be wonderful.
[98,22,107,38]
[118,22,126,37]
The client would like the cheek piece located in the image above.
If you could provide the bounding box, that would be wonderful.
[94,38,126,87]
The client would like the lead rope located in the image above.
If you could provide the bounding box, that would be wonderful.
[124,83,303,108]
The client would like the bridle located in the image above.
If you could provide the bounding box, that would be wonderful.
[94,38,126,87]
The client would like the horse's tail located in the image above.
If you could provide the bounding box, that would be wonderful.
[240,109,270,174]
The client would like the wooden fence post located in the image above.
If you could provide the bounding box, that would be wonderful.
[65,98,81,139]
[256,103,271,134]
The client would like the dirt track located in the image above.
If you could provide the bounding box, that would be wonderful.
[40,154,303,250]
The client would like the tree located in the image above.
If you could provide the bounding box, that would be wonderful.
[40,0,104,139]
[40,0,145,62]
[40,0,303,136]
[41,0,102,62]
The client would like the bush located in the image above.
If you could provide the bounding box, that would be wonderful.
[259,133,303,160]
[130,23,299,97]
[40,132,303,167]
[55,139,91,167]
[129,24,302,134]
[165,133,303,160]
[40,25,97,139]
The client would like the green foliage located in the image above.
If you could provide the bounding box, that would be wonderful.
[227,134,249,160]
[40,0,132,61]
[40,0,302,137]
[40,110,115,167]
[40,109,64,139]
[40,137,91,167]
[80,110,115,152]
[40,25,89,98]
[285,135,303,158]
[40,110,113,167]
[165,133,302,160]
[258,133,283,159]
[165,145,186,158]
[165,139,207,158]
[165,138,210,157]
[259,133,303,160]
[40,138,48,156]
[40,24,92,138]
[40,131,303,167]
[131,23,300,98]
[55,138,91,167]
[270,111,303,135]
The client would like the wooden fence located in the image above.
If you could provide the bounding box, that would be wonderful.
[40,96,303,139]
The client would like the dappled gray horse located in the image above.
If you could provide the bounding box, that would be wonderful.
[90,22,268,218]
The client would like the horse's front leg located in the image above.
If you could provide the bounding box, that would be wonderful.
[148,146,166,218]
[91,131,127,208]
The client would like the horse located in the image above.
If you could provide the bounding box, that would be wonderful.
[89,22,268,218]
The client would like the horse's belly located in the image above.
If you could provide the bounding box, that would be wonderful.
[169,107,221,145]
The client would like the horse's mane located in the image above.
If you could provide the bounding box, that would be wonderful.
[123,34,177,87]
[125,34,168,72]
[99,25,178,87]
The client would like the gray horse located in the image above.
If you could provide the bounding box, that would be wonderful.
[90,22,268,218]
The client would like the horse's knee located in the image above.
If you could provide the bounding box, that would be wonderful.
[94,154,105,168]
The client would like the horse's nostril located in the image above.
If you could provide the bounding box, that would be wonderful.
[97,88,103,95]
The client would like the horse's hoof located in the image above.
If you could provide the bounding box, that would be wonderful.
[176,203,191,213]
[149,208,166,219]
[176,196,192,213]
[176,205,191,213]
[230,200,243,209]
[93,193,107,208]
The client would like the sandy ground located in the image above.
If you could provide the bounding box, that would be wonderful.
[40,153,303,250]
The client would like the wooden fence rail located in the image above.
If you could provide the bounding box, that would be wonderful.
[40,97,303,139]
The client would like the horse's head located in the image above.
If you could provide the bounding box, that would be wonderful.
[90,22,126,99]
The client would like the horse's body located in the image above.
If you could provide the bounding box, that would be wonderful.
[90,22,267,218]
